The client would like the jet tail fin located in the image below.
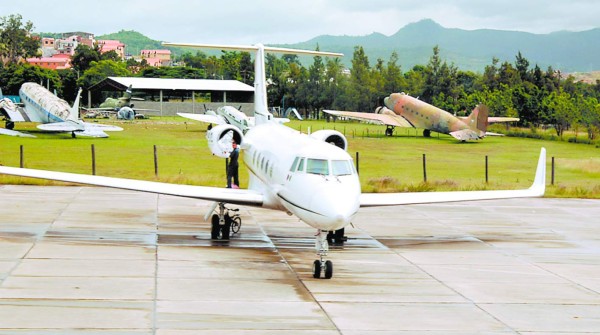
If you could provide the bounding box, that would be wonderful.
[68,88,83,122]
[465,104,488,134]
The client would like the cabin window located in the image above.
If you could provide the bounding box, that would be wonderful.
[306,159,329,175]
[332,160,354,176]
[297,158,305,172]
[290,157,299,172]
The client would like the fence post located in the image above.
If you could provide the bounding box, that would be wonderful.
[154,145,158,177]
[91,144,96,175]
[551,156,555,185]
[422,153,427,182]
[485,155,489,183]
[19,145,24,168]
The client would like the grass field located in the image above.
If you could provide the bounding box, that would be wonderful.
[1,117,599,198]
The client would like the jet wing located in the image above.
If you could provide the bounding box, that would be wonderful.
[323,110,413,128]
[360,148,546,207]
[178,112,225,125]
[0,166,264,207]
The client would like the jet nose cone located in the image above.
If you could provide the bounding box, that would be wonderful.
[310,183,360,230]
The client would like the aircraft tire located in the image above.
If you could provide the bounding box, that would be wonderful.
[6,121,14,130]
[312,260,322,278]
[221,215,231,240]
[385,127,393,136]
[423,129,431,137]
[71,132,76,139]
[324,260,333,279]
[211,214,220,239]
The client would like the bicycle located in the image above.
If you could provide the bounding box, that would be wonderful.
[228,207,242,234]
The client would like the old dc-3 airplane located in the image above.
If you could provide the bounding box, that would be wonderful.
[0,83,123,138]
[0,43,546,279]
[324,93,519,141]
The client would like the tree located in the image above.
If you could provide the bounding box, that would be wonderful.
[543,89,578,138]
[348,46,373,112]
[0,63,61,95]
[71,44,101,74]
[77,60,131,88]
[384,51,405,94]
[0,14,39,64]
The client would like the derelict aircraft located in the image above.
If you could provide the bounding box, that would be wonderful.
[178,106,289,134]
[0,43,546,279]
[324,93,519,141]
[0,83,123,138]
[82,85,155,120]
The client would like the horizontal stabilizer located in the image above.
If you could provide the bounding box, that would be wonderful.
[450,129,483,141]
[0,128,36,138]
[178,112,225,125]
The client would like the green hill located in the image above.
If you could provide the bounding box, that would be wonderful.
[281,19,600,73]
[96,30,197,58]
[97,20,600,73]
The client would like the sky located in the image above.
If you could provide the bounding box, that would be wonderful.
[2,0,599,44]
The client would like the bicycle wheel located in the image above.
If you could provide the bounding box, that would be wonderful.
[231,216,242,233]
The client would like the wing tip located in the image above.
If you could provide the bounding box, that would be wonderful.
[529,147,546,196]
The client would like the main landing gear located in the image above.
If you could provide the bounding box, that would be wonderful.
[423,129,431,137]
[385,125,394,136]
[313,230,333,279]
[5,121,14,130]
[210,202,242,240]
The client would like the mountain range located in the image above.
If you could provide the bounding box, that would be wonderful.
[98,19,599,73]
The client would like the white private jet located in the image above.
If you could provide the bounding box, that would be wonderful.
[0,43,546,279]
[0,83,123,138]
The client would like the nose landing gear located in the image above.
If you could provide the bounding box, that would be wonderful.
[312,230,333,279]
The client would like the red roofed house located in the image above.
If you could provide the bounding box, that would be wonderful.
[26,54,72,70]
[97,40,126,59]
[140,49,172,67]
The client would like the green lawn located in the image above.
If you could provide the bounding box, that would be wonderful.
[1,117,599,198]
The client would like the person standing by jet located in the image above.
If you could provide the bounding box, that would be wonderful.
[227,141,239,188]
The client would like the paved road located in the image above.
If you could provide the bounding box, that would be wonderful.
[0,185,599,334]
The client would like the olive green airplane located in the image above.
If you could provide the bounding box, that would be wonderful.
[83,85,155,120]
[324,92,519,141]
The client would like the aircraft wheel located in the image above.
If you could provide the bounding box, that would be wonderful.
[220,214,231,240]
[211,214,221,239]
[385,127,393,136]
[71,131,76,138]
[423,129,431,137]
[312,260,322,278]
[324,260,333,279]
[6,121,14,130]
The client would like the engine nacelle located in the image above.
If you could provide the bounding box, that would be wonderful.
[310,129,348,151]
[207,124,244,158]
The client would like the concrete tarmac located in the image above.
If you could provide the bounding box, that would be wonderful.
[0,185,599,334]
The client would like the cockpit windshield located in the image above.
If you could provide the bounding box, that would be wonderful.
[306,159,329,175]
[332,160,354,176]
[291,157,355,176]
